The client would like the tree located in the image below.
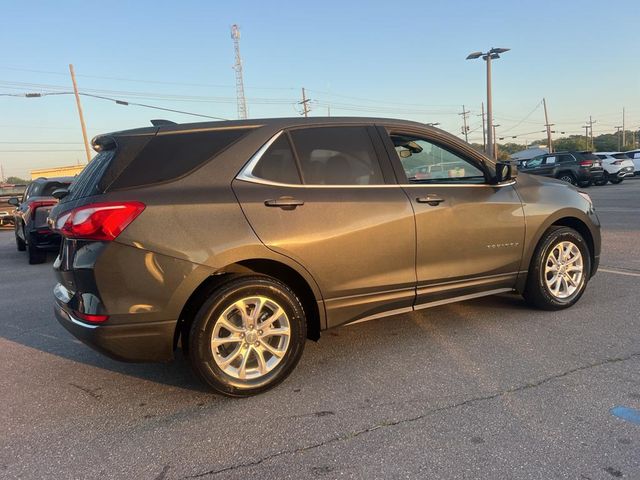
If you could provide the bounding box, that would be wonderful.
[4,176,29,185]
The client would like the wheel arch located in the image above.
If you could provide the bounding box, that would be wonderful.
[517,212,597,293]
[174,258,324,352]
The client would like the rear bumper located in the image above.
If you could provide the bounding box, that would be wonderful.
[54,299,176,362]
[30,229,62,250]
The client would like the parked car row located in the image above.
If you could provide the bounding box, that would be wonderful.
[8,176,73,264]
[518,151,636,186]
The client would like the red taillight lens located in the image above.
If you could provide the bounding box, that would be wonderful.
[579,160,593,167]
[73,310,109,323]
[59,202,145,241]
[28,200,56,218]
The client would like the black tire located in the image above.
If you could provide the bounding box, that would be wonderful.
[27,241,46,264]
[523,226,591,311]
[557,173,576,185]
[577,180,592,188]
[609,177,623,184]
[594,178,607,186]
[188,275,307,397]
[15,230,26,251]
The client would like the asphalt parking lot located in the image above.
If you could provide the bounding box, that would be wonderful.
[1,179,639,480]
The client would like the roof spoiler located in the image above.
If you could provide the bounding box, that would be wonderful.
[150,119,177,126]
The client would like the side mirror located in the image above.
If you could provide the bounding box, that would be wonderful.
[494,161,518,183]
[8,197,19,207]
[51,188,69,200]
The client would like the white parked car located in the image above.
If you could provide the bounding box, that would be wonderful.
[594,152,635,184]
[624,150,640,175]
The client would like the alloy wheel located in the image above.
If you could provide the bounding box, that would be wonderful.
[211,296,291,380]
[544,241,584,299]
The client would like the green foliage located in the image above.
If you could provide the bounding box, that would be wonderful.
[4,176,29,185]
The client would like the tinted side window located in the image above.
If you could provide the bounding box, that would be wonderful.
[252,135,301,184]
[290,127,385,185]
[111,128,252,189]
[557,154,573,163]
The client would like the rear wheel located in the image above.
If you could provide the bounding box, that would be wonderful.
[27,241,46,264]
[524,226,591,310]
[558,173,576,185]
[188,275,307,397]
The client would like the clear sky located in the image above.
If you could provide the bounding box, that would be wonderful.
[1,0,638,178]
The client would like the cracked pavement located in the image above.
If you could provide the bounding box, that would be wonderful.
[1,180,639,479]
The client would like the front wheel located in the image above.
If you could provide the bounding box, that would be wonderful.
[524,226,591,310]
[609,177,623,184]
[558,173,576,185]
[188,275,307,397]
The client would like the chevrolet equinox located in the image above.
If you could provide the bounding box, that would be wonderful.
[49,118,600,396]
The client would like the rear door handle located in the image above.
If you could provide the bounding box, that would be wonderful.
[416,195,444,206]
[264,196,305,210]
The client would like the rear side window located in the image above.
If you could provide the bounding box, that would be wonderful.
[111,128,251,189]
[252,135,301,184]
[289,127,385,185]
[41,181,71,196]
[557,154,573,163]
[612,153,630,159]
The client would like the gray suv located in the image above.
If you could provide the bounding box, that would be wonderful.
[49,118,601,396]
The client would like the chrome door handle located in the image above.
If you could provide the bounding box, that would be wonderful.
[416,195,444,206]
[264,197,305,210]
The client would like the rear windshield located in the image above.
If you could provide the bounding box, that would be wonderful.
[580,152,599,161]
[612,153,630,159]
[63,150,115,203]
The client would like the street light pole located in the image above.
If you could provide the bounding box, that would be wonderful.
[466,47,510,160]
[486,54,493,159]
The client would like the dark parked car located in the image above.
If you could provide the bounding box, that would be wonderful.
[0,184,26,227]
[10,177,73,264]
[518,151,604,187]
[49,118,600,396]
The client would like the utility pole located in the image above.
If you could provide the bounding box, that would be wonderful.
[492,124,500,159]
[230,24,248,120]
[582,124,590,150]
[615,126,623,151]
[300,88,310,117]
[589,115,596,150]
[543,97,554,153]
[69,64,91,163]
[479,102,486,153]
[486,54,494,159]
[0,163,5,183]
[459,105,470,143]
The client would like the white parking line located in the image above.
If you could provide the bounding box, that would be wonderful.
[599,268,640,277]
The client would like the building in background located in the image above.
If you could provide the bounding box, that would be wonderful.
[30,164,84,180]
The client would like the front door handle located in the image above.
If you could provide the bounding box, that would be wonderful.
[416,195,444,206]
[264,196,305,210]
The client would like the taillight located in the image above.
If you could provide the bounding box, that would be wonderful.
[59,201,145,241]
[73,310,109,323]
[579,160,593,167]
[28,200,56,218]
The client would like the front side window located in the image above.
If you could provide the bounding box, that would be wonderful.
[390,134,485,184]
[289,127,385,185]
[545,155,557,165]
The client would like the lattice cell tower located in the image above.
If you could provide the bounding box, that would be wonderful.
[230,24,248,120]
